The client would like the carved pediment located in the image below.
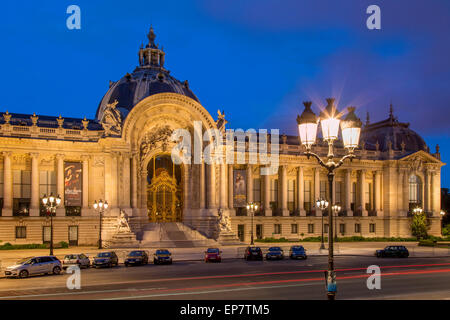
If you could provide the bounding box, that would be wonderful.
[140,125,173,161]
[400,150,444,173]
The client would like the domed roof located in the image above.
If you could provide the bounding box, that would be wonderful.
[361,105,427,153]
[96,27,199,120]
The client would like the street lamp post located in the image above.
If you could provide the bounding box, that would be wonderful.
[246,202,258,245]
[93,199,108,249]
[297,99,362,300]
[316,198,329,250]
[42,193,62,256]
[332,204,341,241]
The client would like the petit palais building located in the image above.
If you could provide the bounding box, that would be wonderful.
[0,28,445,247]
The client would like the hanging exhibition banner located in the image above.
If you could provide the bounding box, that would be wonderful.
[64,162,82,207]
[233,169,247,208]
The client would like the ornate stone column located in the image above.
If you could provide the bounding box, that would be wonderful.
[131,153,138,209]
[281,165,289,216]
[424,169,431,213]
[402,170,409,216]
[219,164,227,209]
[207,163,216,209]
[228,165,234,213]
[264,170,271,216]
[2,152,12,216]
[344,169,352,216]
[122,153,131,208]
[56,154,65,216]
[140,169,148,212]
[81,155,89,212]
[246,165,253,203]
[199,161,206,209]
[374,170,382,216]
[30,153,40,216]
[314,168,321,216]
[184,163,191,213]
[359,170,368,216]
[297,166,305,216]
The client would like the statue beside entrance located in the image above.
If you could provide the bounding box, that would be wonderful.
[116,210,132,234]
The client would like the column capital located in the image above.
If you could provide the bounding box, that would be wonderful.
[55,153,65,160]
[2,151,12,157]
[29,152,39,159]
[81,155,90,161]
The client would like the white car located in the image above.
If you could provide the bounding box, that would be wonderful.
[5,256,62,278]
[62,254,91,269]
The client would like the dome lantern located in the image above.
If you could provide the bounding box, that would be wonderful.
[138,26,166,69]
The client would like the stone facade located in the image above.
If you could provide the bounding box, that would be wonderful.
[0,28,445,246]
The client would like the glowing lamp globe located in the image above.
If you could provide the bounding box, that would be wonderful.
[319,98,341,141]
[297,101,318,149]
[341,107,362,151]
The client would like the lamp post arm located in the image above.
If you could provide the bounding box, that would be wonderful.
[335,153,356,170]
[305,151,327,168]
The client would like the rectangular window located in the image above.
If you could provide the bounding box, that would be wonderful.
[274,224,281,234]
[335,181,342,205]
[291,223,298,234]
[308,224,314,234]
[15,226,27,239]
[237,225,245,242]
[270,179,278,202]
[40,171,57,216]
[288,179,295,212]
[68,226,78,246]
[355,223,361,233]
[42,226,51,243]
[365,182,372,210]
[0,170,3,216]
[369,223,376,233]
[13,170,31,216]
[304,180,311,211]
[324,224,329,234]
[339,223,346,234]
[351,182,356,211]
[256,224,263,240]
[253,178,261,204]
[320,181,327,199]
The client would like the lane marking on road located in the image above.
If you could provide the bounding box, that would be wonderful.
[1,261,449,296]
[106,268,450,300]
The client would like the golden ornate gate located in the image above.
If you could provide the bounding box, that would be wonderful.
[147,168,182,222]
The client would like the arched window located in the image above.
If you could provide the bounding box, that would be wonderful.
[409,175,422,209]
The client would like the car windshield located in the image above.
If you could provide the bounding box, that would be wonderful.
[156,250,170,255]
[207,248,219,253]
[97,252,111,257]
[292,246,304,251]
[16,257,33,264]
[249,247,261,251]
[65,255,77,259]
[269,247,281,251]
[128,251,143,257]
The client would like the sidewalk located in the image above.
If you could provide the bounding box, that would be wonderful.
[1,242,449,275]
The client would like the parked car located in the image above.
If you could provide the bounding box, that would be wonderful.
[376,246,409,258]
[92,251,119,268]
[62,254,91,269]
[205,248,222,263]
[5,256,62,278]
[153,249,173,265]
[266,247,284,260]
[244,247,263,261]
[289,246,307,260]
[125,250,149,267]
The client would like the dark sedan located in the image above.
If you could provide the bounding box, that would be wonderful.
[244,247,263,261]
[153,249,173,265]
[125,250,149,267]
[376,245,409,258]
[92,252,119,268]
[266,247,284,260]
[289,245,307,260]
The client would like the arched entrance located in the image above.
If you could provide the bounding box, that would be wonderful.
[147,155,183,222]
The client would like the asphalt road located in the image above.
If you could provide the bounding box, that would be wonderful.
[0,256,449,300]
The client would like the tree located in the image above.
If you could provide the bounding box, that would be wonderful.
[411,212,429,239]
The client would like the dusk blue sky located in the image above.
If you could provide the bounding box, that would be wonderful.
[0,1,449,187]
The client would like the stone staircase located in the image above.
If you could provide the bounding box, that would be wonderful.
[137,222,218,248]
